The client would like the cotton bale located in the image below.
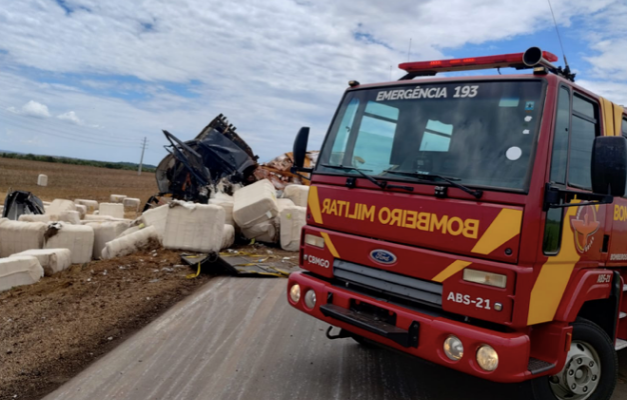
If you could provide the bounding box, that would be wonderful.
[0,256,44,293]
[283,185,309,208]
[87,221,132,259]
[123,197,141,212]
[102,226,158,259]
[47,199,76,215]
[74,199,98,213]
[233,179,278,228]
[99,203,124,219]
[0,221,47,257]
[110,194,127,203]
[280,206,307,251]
[221,224,235,250]
[44,223,94,264]
[241,221,278,243]
[59,210,81,225]
[209,193,234,226]
[37,174,48,187]
[10,248,71,276]
[141,205,169,241]
[19,214,52,223]
[118,225,141,238]
[75,204,87,219]
[163,202,224,253]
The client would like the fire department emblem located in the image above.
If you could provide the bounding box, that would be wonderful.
[570,205,600,253]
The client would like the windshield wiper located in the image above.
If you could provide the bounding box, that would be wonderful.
[383,170,483,199]
[322,164,413,192]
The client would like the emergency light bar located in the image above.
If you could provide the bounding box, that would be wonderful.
[399,47,560,79]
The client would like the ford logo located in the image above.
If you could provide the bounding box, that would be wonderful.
[370,249,397,265]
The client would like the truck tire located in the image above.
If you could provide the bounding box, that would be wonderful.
[526,318,617,400]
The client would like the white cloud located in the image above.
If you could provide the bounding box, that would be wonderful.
[0,0,624,164]
[6,100,51,118]
[57,110,82,125]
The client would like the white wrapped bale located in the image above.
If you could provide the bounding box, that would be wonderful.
[99,203,124,219]
[141,205,169,241]
[277,198,295,211]
[102,226,158,259]
[221,224,235,250]
[10,248,71,276]
[74,199,98,213]
[123,197,141,212]
[83,214,115,222]
[163,202,224,253]
[280,206,307,251]
[59,210,81,225]
[241,221,278,243]
[42,201,52,206]
[75,204,87,219]
[19,214,52,223]
[209,193,234,226]
[283,185,309,207]
[47,199,76,215]
[118,225,141,237]
[87,221,132,259]
[233,179,278,228]
[110,194,127,203]
[0,221,46,257]
[37,174,48,187]
[44,223,94,264]
[0,256,44,292]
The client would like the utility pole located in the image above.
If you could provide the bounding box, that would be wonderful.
[138,136,147,176]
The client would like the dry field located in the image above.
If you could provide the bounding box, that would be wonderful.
[0,157,158,206]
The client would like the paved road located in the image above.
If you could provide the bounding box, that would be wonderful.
[45,277,627,400]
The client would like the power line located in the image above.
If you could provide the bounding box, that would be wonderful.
[2,118,142,149]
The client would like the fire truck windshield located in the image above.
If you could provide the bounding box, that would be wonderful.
[317,80,546,191]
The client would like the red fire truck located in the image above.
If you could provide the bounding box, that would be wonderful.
[287,47,627,399]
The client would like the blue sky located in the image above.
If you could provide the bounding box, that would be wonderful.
[1,0,626,166]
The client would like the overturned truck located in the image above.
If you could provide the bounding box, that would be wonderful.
[150,114,317,208]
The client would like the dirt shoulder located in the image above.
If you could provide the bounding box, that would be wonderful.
[0,247,211,400]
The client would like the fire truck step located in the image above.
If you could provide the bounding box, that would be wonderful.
[616,339,627,351]
[320,304,419,348]
[621,312,627,319]
[527,358,556,375]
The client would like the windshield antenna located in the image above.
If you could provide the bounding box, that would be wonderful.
[546,0,569,69]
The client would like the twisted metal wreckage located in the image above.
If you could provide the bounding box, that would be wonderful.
[148,114,318,209]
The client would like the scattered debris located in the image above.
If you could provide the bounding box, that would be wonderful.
[2,190,45,220]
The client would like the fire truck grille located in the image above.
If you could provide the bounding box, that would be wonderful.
[333,260,443,309]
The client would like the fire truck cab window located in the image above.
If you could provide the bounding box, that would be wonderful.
[549,87,570,184]
[568,95,598,190]
[623,117,627,136]
[318,80,546,191]
[350,102,399,174]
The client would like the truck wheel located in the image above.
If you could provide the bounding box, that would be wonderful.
[527,318,617,400]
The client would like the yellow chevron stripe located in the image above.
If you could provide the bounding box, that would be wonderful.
[432,260,472,282]
[527,202,581,325]
[471,208,523,255]
[321,232,340,258]
[600,97,615,136]
[307,185,323,224]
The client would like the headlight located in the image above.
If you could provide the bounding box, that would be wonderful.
[289,284,301,303]
[476,345,499,371]
[304,290,317,308]
[443,335,464,361]
[304,234,325,248]
[463,269,507,288]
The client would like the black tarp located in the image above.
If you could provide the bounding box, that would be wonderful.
[2,190,45,220]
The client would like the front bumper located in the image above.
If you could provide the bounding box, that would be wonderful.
[288,271,533,383]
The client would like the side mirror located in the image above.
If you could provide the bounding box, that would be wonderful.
[592,136,627,197]
[292,127,310,170]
